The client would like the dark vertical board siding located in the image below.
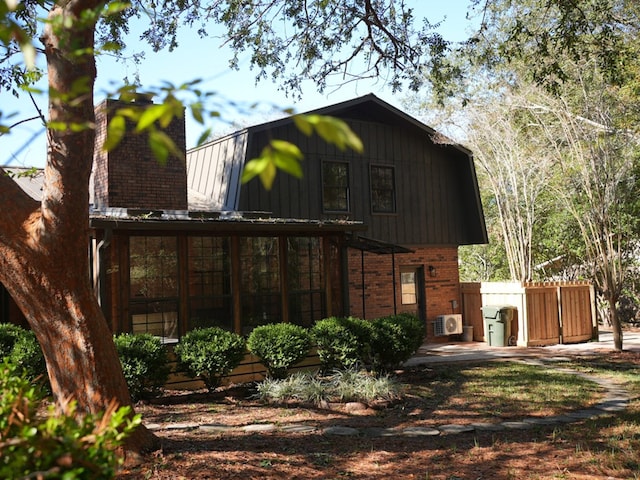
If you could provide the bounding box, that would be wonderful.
[357,120,373,234]
[425,145,437,242]
[413,134,427,243]
[236,115,482,246]
[433,149,446,242]
[453,155,466,240]
[381,123,395,242]
[444,149,456,241]
[396,126,410,244]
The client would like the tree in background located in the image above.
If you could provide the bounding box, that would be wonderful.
[0,0,453,454]
[425,0,640,350]
[461,85,556,282]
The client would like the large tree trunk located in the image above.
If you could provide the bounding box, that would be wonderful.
[0,1,158,453]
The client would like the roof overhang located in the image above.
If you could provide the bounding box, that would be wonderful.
[347,235,413,254]
[89,210,366,235]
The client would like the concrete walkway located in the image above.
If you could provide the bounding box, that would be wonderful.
[407,329,640,367]
[147,331,637,438]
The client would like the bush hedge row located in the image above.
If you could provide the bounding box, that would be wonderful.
[1,313,425,395]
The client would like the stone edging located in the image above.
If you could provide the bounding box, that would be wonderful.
[146,359,631,438]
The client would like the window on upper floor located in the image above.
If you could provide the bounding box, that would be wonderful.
[322,161,350,212]
[370,165,396,214]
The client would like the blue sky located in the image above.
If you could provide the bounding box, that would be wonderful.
[0,1,477,167]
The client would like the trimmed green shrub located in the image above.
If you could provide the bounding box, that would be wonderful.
[247,323,311,379]
[174,327,246,392]
[310,316,373,371]
[0,323,47,386]
[369,314,425,371]
[0,360,139,479]
[114,333,170,401]
[390,313,426,354]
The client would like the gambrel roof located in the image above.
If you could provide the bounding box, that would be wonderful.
[187,93,475,212]
[186,93,487,246]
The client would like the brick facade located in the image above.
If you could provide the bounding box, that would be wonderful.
[347,246,462,340]
[92,98,188,211]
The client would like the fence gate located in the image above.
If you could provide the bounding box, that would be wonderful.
[461,281,596,346]
[559,284,596,343]
[525,285,560,346]
[460,282,483,341]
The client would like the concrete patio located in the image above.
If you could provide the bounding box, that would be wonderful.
[407,329,640,366]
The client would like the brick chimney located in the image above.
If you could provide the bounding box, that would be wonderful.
[92,97,188,211]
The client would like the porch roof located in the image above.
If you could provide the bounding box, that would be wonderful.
[346,235,413,254]
[89,208,366,234]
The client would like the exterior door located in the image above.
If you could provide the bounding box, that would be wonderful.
[400,266,426,323]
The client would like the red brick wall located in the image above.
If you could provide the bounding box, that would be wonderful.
[347,246,462,340]
[92,99,187,211]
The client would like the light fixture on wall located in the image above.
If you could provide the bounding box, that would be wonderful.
[428,265,437,277]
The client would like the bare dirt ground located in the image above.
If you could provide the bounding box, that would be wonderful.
[118,352,640,480]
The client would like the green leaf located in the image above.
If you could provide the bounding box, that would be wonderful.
[148,130,183,165]
[312,115,363,152]
[295,114,363,153]
[293,115,313,136]
[104,1,131,15]
[270,139,303,160]
[104,115,126,151]
[242,140,305,189]
[259,160,278,190]
[270,140,304,178]
[196,128,212,146]
[148,130,170,165]
[136,104,167,132]
[242,156,271,186]
[190,103,204,124]
[273,152,303,178]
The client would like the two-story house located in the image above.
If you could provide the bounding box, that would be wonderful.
[3,94,487,343]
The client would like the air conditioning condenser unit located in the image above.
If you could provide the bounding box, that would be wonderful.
[434,314,463,336]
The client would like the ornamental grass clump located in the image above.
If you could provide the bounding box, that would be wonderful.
[114,332,170,401]
[174,327,246,392]
[247,323,311,379]
[253,368,402,405]
[254,371,327,404]
[330,368,401,403]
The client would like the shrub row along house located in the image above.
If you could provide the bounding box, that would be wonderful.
[2,94,487,344]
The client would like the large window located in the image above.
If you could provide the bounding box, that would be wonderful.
[288,237,325,327]
[240,237,281,333]
[187,236,232,331]
[125,233,337,338]
[129,236,179,341]
[322,161,350,212]
[370,165,396,213]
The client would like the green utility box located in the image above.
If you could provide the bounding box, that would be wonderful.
[482,305,516,347]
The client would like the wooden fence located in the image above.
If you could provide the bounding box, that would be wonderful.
[461,281,597,346]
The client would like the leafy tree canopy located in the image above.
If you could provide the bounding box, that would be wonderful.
[1,0,451,99]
